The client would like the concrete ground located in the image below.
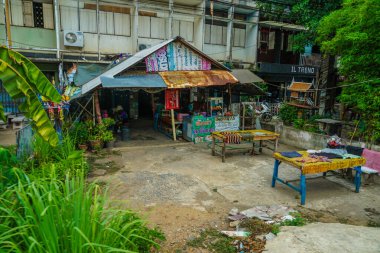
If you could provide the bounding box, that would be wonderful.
[0,129,17,146]
[88,127,380,252]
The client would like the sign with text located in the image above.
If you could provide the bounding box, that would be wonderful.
[165,89,180,110]
[215,115,240,132]
[192,116,215,143]
[258,62,318,76]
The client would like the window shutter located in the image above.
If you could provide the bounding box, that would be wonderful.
[180,21,193,42]
[60,6,78,30]
[269,31,275,50]
[114,13,130,36]
[10,0,23,26]
[151,17,165,39]
[138,16,150,37]
[23,1,33,27]
[43,3,54,29]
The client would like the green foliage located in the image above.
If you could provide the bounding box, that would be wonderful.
[69,122,89,146]
[271,212,307,235]
[317,0,380,145]
[102,118,116,128]
[0,169,165,252]
[186,228,235,253]
[293,118,306,129]
[0,147,18,191]
[102,130,115,142]
[256,0,341,51]
[279,104,298,125]
[0,47,61,146]
[28,134,88,180]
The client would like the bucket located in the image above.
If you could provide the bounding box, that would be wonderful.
[121,127,130,141]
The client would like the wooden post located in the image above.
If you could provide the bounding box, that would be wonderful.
[4,0,12,47]
[228,84,232,111]
[94,90,102,124]
[242,104,245,130]
[171,109,176,141]
[92,93,96,124]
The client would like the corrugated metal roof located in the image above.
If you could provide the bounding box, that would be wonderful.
[159,70,238,89]
[259,21,306,31]
[231,69,264,84]
[100,75,167,88]
[80,36,230,95]
[288,82,312,91]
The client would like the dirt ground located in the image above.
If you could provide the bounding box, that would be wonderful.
[87,134,380,252]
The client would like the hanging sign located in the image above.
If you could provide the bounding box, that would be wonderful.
[215,115,240,132]
[165,89,180,110]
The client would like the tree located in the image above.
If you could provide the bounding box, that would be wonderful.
[257,0,342,52]
[317,0,380,145]
[0,46,61,146]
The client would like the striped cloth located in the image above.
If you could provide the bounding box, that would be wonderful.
[220,132,242,144]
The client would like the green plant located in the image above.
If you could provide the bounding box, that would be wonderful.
[28,134,88,180]
[186,228,235,253]
[69,122,89,146]
[0,169,165,252]
[102,130,115,142]
[0,147,18,191]
[293,119,306,129]
[102,118,116,128]
[0,46,61,146]
[279,104,298,125]
[280,212,307,227]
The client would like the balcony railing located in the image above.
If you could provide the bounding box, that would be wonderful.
[300,53,321,67]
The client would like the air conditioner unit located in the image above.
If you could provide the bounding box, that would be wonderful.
[138,44,151,51]
[63,31,84,47]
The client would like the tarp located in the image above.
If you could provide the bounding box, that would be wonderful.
[74,63,112,87]
[231,69,264,84]
[159,70,238,89]
[100,75,167,88]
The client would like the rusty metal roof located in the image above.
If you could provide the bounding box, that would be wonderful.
[159,70,238,89]
[288,82,313,92]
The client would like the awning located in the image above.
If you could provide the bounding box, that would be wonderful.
[259,21,306,31]
[288,82,313,92]
[231,69,264,84]
[159,70,238,89]
[100,75,167,88]
[232,83,267,96]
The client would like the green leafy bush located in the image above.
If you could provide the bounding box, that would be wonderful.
[279,104,298,125]
[0,169,165,252]
[0,147,18,191]
[28,134,88,180]
[69,122,89,146]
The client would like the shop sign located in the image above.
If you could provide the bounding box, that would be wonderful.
[145,42,211,72]
[258,62,318,76]
[192,116,215,143]
[165,89,180,110]
[215,115,240,132]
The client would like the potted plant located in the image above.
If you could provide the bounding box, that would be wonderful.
[88,123,106,151]
[70,122,89,151]
[102,130,115,148]
[102,118,116,130]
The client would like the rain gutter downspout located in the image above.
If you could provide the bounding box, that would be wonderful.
[53,0,60,59]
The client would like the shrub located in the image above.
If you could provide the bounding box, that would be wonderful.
[0,169,165,252]
[279,104,298,125]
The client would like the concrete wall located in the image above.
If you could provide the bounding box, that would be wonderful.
[263,122,380,152]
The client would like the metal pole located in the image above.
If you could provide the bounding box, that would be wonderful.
[53,0,60,59]
[3,0,12,47]
[77,0,80,30]
[96,0,100,61]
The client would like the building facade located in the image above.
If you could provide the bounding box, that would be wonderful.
[0,0,259,66]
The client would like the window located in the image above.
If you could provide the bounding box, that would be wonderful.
[259,29,269,53]
[173,20,194,42]
[233,27,246,47]
[9,0,54,29]
[33,2,44,27]
[204,20,227,45]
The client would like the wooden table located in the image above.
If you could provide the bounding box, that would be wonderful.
[272,151,366,205]
[211,129,280,162]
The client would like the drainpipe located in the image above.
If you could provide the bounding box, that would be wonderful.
[225,4,234,65]
[168,0,173,38]
[77,0,80,30]
[132,0,139,53]
[3,0,12,48]
[96,0,100,61]
[53,0,60,59]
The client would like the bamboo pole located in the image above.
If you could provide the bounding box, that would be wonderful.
[171,109,176,141]
[4,0,12,47]
[94,90,102,124]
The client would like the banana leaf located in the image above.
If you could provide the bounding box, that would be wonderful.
[0,59,59,146]
[0,46,61,102]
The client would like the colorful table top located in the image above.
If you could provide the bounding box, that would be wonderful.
[212,129,280,139]
[273,151,366,174]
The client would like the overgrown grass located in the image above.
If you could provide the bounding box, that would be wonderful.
[186,228,235,253]
[0,169,165,252]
